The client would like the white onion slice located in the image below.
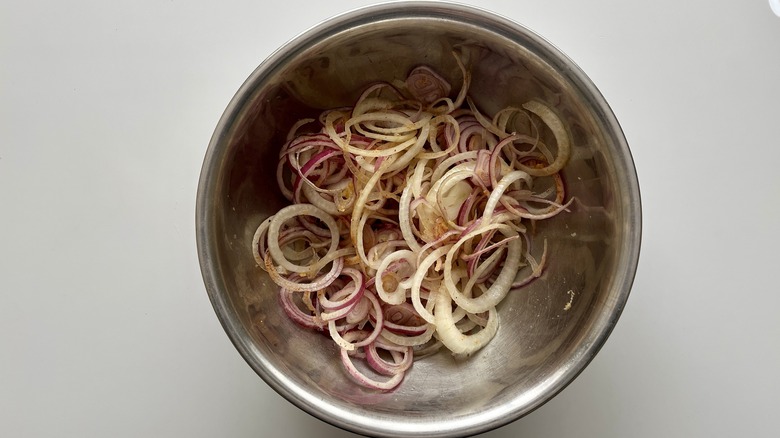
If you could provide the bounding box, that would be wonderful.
[375,250,416,305]
[443,225,522,314]
[516,100,571,177]
[434,281,499,356]
[410,245,451,324]
[267,204,339,274]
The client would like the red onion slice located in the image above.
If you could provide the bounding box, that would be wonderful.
[279,287,325,331]
[264,251,343,293]
[375,250,416,305]
[267,204,340,274]
[370,302,428,336]
[406,65,452,104]
[366,343,413,376]
[317,267,365,311]
[340,347,405,391]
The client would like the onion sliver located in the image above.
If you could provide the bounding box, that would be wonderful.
[410,245,451,324]
[375,250,416,305]
[318,268,365,311]
[380,325,435,347]
[328,290,384,351]
[252,215,273,266]
[382,302,429,335]
[366,344,413,376]
[399,183,423,252]
[279,287,325,331]
[444,225,522,314]
[340,347,405,391]
[265,252,344,293]
[481,170,532,225]
[434,282,499,356]
[516,100,571,177]
[302,181,354,216]
[267,204,339,274]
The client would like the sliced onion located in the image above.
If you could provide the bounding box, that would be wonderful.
[481,170,532,225]
[406,65,452,104]
[374,250,416,305]
[264,251,343,293]
[318,268,365,311]
[267,204,339,274]
[410,245,451,324]
[443,225,522,314]
[434,280,499,356]
[366,343,413,376]
[327,290,383,351]
[251,215,274,267]
[516,100,571,176]
[340,346,405,391]
[255,55,574,391]
[379,325,435,347]
[279,286,325,331]
[381,302,429,335]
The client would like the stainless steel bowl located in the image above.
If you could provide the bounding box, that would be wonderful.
[196,2,641,436]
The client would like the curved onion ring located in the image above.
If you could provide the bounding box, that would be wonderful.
[443,225,522,314]
[434,280,499,356]
[267,204,340,274]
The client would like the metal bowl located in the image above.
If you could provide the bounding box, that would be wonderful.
[196,2,641,436]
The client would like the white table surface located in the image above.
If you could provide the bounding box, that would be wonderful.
[3,1,780,436]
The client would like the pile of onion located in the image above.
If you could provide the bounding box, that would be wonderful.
[252,57,572,390]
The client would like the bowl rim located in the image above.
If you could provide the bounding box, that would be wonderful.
[196,1,642,436]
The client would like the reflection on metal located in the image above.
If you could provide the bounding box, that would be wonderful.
[771,0,780,18]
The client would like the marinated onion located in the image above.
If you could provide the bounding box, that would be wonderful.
[252,56,572,390]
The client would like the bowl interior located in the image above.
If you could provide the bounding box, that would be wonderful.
[198,4,640,437]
